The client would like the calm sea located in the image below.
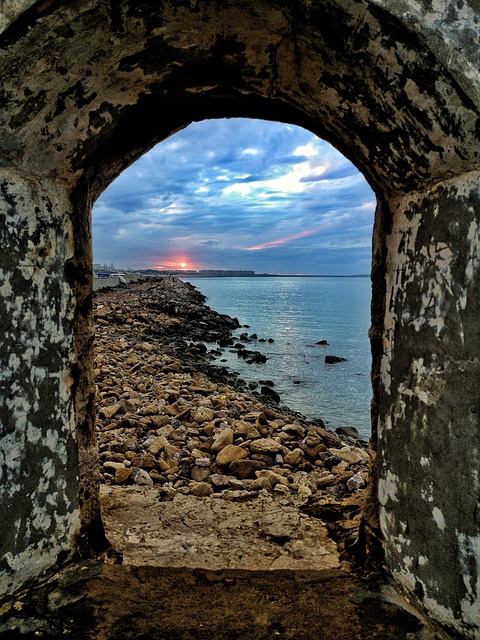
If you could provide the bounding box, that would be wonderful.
[183,276,372,440]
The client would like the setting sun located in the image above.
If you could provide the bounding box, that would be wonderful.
[153,258,195,271]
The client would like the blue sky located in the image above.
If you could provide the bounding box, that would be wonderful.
[92,119,375,275]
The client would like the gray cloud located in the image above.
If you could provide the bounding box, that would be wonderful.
[93,119,375,274]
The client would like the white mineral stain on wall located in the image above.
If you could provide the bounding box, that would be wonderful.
[465,219,479,286]
[432,507,446,531]
[420,483,434,504]
[378,469,400,505]
[458,534,480,626]
[396,358,446,409]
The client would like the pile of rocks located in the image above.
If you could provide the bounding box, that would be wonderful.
[94,278,371,501]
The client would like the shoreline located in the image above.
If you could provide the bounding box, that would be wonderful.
[94,277,371,502]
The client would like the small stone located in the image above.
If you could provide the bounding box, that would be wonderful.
[194,457,212,468]
[114,468,133,484]
[325,484,346,496]
[202,421,216,437]
[229,459,266,479]
[283,448,304,466]
[210,474,244,490]
[260,387,280,402]
[347,473,367,492]
[330,447,364,465]
[130,454,157,469]
[157,458,170,472]
[211,427,234,452]
[233,421,260,440]
[190,481,213,497]
[163,404,180,416]
[323,454,341,470]
[131,467,153,486]
[194,406,215,424]
[332,460,349,473]
[103,461,125,471]
[250,438,284,454]
[216,444,249,466]
[149,471,166,483]
[251,453,276,465]
[250,477,272,491]
[99,402,123,419]
[301,436,327,459]
[273,484,289,493]
[297,485,312,496]
[191,467,211,482]
[256,469,289,487]
[148,435,168,456]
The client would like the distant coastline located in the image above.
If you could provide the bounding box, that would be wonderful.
[94,265,370,279]
[183,273,371,278]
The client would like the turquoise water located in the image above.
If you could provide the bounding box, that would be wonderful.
[184,276,372,440]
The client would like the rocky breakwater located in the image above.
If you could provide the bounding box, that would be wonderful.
[94,277,371,504]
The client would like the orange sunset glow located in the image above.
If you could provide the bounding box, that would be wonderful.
[154,259,195,271]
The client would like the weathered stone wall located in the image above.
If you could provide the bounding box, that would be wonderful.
[0,1,478,636]
[376,174,480,637]
[0,172,81,594]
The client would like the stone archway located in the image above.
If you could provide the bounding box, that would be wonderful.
[0,1,478,636]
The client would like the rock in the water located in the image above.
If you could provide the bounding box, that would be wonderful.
[237,349,267,364]
[260,387,280,402]
[325,355,347,364]
[335,426,360,439]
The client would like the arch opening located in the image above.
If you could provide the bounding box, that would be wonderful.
[91,118,376,570]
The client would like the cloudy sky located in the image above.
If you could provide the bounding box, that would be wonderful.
[92,119,375,275]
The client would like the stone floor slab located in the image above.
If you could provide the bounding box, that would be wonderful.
[100,486,341,571]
